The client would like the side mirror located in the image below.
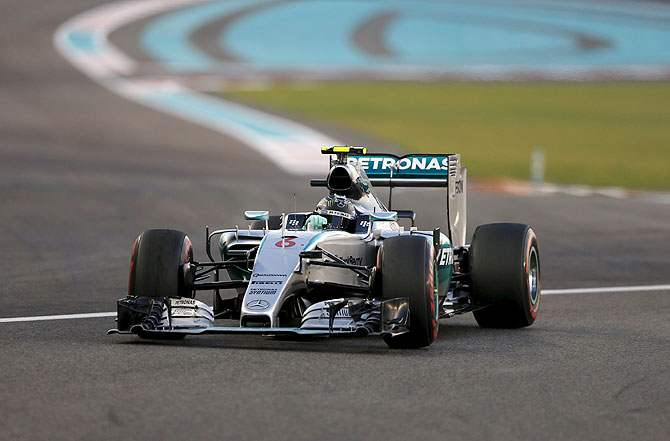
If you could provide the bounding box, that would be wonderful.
[244,211,269,221]
[395,210,416,226]
[370,211,398,222]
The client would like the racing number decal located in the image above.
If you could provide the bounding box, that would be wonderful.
[275,238,296,247]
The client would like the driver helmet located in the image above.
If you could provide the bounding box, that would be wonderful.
[315,195,356,231]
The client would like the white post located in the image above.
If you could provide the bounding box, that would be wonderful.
[531,149,545,185]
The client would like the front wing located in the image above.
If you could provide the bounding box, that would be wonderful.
[108,296,410,339]
[110,326,387,338]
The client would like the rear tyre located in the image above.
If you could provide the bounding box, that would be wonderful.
[128,229,194,299]
[469,223,540,328]
[380,235,437,349]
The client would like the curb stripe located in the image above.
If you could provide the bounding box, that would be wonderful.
[53,0,336,176]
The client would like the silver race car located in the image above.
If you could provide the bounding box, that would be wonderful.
[110,146,541,348]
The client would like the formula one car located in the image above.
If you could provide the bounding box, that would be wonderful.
[109,146,541,348]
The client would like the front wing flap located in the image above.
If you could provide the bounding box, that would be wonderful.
[110,326,377,338]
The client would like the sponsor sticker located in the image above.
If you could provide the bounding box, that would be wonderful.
[252,273,288,278]
[454,179,464,194]
[349,155,451,178]
[437,247,454,266]
[248,288,278,296]
[337,255,363,266]
[320,209,354,220]
[250,280,283,285]
[171,299,197,306]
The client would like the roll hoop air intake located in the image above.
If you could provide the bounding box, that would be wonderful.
[322,146,367,199]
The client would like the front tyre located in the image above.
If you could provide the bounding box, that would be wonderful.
[469,223,540,328]
[380,235,437,349]
[128,229,194,299]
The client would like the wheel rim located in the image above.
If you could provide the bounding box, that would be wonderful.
[528,246,539,305]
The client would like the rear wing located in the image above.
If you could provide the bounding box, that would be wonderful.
[350,153,467,247]
[312,147,467,247]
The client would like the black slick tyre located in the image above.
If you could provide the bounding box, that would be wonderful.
[469,223,540,328]
[128,229,194,299]
[380,235,437,349]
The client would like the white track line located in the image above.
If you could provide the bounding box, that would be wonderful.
[1,284,669,323]
[0,312,116,323]
[543,284,670,295]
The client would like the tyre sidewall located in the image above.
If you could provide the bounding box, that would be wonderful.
[128,229,194,298]
[380,235,437,348]
[522,229,540,323]
[470,223,540,328]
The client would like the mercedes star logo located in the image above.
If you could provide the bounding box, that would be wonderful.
[246,299,270,310]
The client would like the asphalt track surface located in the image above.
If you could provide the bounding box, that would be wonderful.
[1,1,670,440]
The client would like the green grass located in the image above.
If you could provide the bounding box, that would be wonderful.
[227,82,670,190]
